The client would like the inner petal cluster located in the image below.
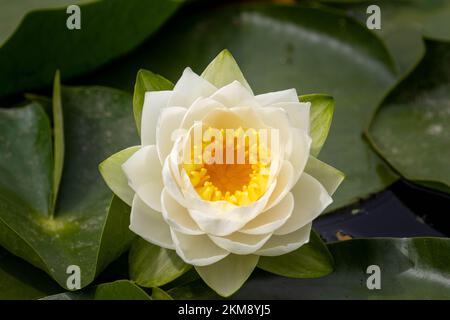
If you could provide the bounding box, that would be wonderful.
[183,126,271,205]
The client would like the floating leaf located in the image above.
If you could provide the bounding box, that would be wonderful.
[321,0,450,75]
[236,237,450,299]
[368,41,450,193]
[0,0,182,97]
[41,280,151,300]
[0,86,138,289]
[168,279,219,300]
[0,246,60,300]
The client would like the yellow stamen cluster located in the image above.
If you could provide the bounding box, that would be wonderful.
[183,127,271,205]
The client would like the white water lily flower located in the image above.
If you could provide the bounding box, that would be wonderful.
[101,50,344,297]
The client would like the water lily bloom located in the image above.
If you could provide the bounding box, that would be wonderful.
[100,50,344,296]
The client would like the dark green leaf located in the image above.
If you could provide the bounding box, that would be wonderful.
[321,0,450,75]
[0,0,182,97]
[368,41,450,193]
[168,279,219,300]
[0,246,60,300]
[0,86,138,289]
[41,280,152,300]
[235,237,450,299]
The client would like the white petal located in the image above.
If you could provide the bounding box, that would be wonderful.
[180,97,226,130]
[289,128,312,183]
[200,107,243,129]
[170,230,229,266]
[141,91,172,146]
[274,173,332,235]
[209,232,272,255]
[161,188,203,235]
[304,156,345,196]
[240,192,294,235]
[130,195,174,249]
[168,68,217,107]
[257,107,293,156]
[162,154,187,207]
[271,101,310,132]
[185,172,276,236]
[210,80,257,108]
[255,88,299,106]
[156,106,186,163]
[264,161,295,211]
[195,254,259,297]
[255,223,312,256]
[229,106,268,130]
[122,145,163,212]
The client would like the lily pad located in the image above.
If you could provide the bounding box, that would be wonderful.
[0,85,138,289]
[41,280,152,300]
[85,4,399,211]
[321,0,450,75]
[0,0,182,97]
[368,41,450,194]
[235,237,450,299]
[0,246,60,300]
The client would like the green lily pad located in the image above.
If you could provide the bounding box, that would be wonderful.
[41,280,152,300]
[85,4,398,212]
[0,0,182,97]
[320,0,450,75]
[168,279,219,300]
[367,41,450,193]
[94,280,151,300]
[237,237,450,299]
[0,85,138,289]
[0,246,61,300]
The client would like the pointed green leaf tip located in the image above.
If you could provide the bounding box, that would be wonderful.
[133,69,174,135]
[305,156,345,196]
[99,146,140,206]
[258,230,334,278]
[300,94,334,157]
[201,49,253,93]
[51,70,64,217]
[129,237,191,288]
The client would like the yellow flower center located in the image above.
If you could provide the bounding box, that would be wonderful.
[183,127,271,205]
